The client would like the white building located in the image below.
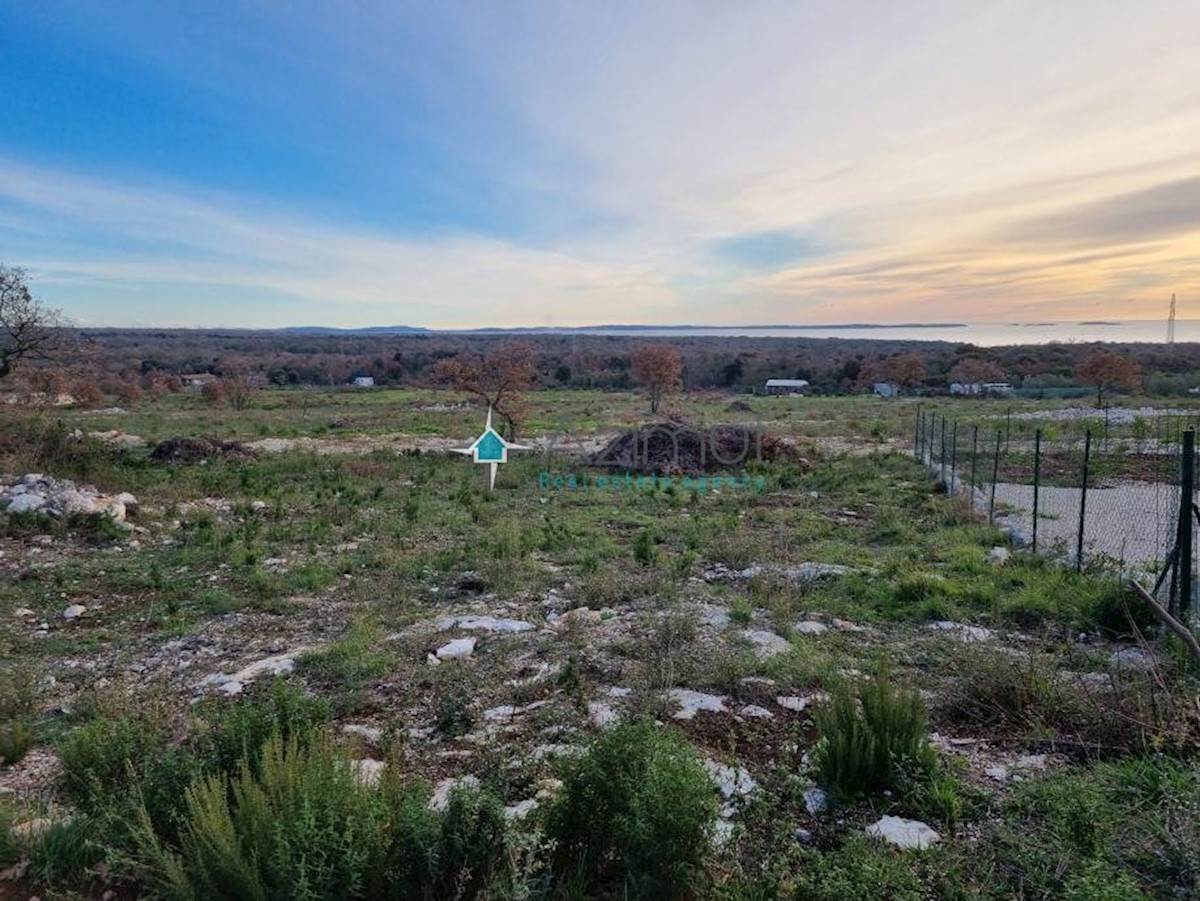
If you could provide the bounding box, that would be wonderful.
[351,376,375,388]
[764,378,810,396]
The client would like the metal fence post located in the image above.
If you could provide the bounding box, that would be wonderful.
[1032,428,1041,554]
[1179,428,1195,619]
[1076,429,1091,573]
[969,425,979,512]
[950,420,958,496]
[941,415,948,486]
[989,430,1001,524]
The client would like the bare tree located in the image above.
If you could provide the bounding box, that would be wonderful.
[0,265,65,379]
[631,344,683,414]
[432,342,537,436]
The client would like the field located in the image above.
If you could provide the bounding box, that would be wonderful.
[2,388,1199,900]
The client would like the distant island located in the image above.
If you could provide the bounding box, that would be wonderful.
[283,322,966,335]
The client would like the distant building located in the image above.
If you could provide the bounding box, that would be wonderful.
[873,382,898,398]
[351,376,375,388]
[950,382,1013,397]
[180,373,218,390]
[764,378,809,396]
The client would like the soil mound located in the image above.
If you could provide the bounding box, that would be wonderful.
[150,437,258,464]
[726,399,754,413]
[589,423,806,475]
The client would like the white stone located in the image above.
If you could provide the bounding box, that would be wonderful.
[742,629,790,659]
[985,764,1010,782]
[784,563,849,582]
[504,799,539,821]
[738,704,774,719]
[1109,647,1155,671]
[803,787,829,815]
[927,621,993,643]
[664,688,727,719]
[988,546,1011,566]
[776,694,826,712]
[866,815,940,850]
[429,775,481,811]
[793,620,829,635]
[704,760,757,799]
[218,680,244,696]
[62,604,87,620]
[588,700,619,729]
[436,637,477,660]
[350,758,386,787]
[6,493,46,514]
[14,607,36,617]
[342,724,384,743]
[436,615,534,633]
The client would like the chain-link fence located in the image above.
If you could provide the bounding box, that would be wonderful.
[914,405,1199,617]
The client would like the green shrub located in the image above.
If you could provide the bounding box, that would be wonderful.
[136,733,509,901]
[633,526,659,566]
[0,719,33,765]
[546,718,718,900]
[0,663,36,720]
[813,667,935,802]
[194,678,330,777]
[788,837,926,901]
[0,801,19,867]
[59,713,170,815]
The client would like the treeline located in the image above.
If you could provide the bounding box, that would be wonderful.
[23,329,1200,396]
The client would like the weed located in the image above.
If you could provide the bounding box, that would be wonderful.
[786,836,926,901]
[813,666,935,802]
[633,526,659,566]
[296,622,393,715]
[546,718,717,900]
[728,596,754,625]
[0,719,33,765]
[26,815,106,886]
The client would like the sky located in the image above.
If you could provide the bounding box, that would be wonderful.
[1,1,1199,329]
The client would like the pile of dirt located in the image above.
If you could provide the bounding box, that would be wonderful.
[150,437,258,464]
[726,399,754,413]
[589,423,807,475]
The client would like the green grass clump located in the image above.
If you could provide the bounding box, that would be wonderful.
[546,718,718,900]
[813,666,935,802]
[136,733,509,901]
[977,755,1200,898]
[0,718,33,765]
[26,815,106,886]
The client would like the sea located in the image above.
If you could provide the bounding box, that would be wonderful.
[548,320,1192,347]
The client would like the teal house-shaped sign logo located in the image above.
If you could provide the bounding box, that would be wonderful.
[453,407,532,489]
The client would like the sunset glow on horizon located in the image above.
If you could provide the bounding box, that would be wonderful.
[2,2,1199,329]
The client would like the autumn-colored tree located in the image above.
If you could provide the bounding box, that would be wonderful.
[222,371,259,411]
[949,357,1006,386]
[1075,350,1141,406]
[113,373,144,405]
[630,344,684,414]
[432,342,537,436]
[201,379,227,407]
[883,353,926,390]
[71,376,104,409]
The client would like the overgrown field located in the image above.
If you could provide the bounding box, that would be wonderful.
[1,390,1198,900]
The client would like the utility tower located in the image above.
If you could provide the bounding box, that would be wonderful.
[1168,293,1177,344]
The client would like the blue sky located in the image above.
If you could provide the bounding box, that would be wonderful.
[2,1,1199,327]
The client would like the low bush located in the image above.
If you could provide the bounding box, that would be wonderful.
[0,719,33,765]
[546,718,718,900]
[135,733,509,901]
[787,836,926,901]
[813,666,935,802]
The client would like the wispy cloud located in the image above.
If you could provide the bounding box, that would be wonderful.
[3,2,1200,326]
